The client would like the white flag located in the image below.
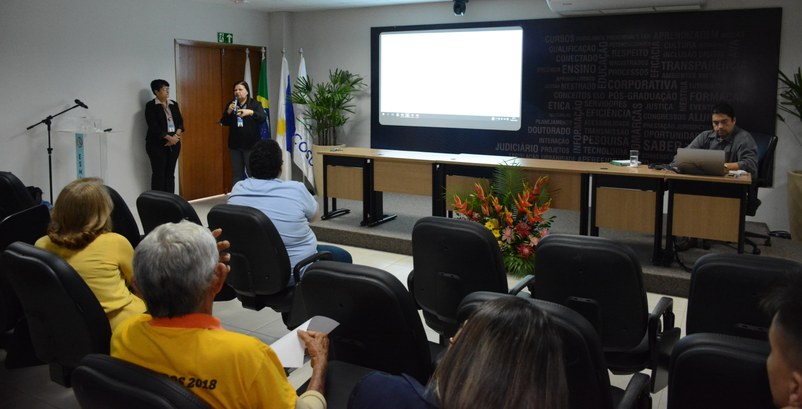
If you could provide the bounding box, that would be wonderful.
[293,55,315,187]
[244,49,252,86]
[275,55,292,181]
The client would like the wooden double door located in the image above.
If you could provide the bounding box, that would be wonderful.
[175,40,264,200]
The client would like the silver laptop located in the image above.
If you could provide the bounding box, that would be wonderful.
[675,148,727,176]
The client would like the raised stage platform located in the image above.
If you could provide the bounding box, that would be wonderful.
[309,192,801,298]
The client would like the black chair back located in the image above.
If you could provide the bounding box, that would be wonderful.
[207,203,312,326]
[0,242,110,386]
[534,234,648,347]
[300,261,434,384]
[0,171,38,221]
[105,185,142,248]
[752,133,778,188]
[458,292,651,409]
[533,234,680,392]
[0,203,50,332]
[687,253,802,340]
[0,203,50,368]
[667,333,773,409]
[72,354,211,409]
[410,216,510,340]
[136,190,202,235]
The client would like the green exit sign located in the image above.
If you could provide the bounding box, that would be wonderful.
[217,32,233,44]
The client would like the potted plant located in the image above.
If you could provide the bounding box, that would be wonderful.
[778,67,802,241]
[291,68,365,192]
[291,68,366,146]
[450,165,555,277]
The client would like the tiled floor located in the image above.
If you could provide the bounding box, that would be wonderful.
[0,242,685,408]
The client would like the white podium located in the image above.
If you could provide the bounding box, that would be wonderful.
[52,129,108,193]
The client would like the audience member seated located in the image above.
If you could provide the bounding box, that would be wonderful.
[764,276,802,409]
[227,139,351,285]
[347,296,568,409]
[111,221,329,409]
[35,177,146,331]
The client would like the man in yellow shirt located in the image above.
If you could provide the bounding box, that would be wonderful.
[111,221,329,409]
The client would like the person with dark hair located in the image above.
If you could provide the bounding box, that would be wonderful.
[35,178,146,330]
[112,221,330,409]
[219,80,267,186]
[145,79,184,192]
[764,277,802,408]
[670,102,759,250]
[672,101,758,176]
[347,296,569,409]
[227,139,352,285]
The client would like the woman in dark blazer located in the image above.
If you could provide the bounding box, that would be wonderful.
[219,80,266,187]
[145,79,184,193]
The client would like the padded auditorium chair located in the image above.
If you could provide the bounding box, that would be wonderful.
[136,190,203,235]
[299,261,435,384]
[408,216,535,345]
[206,204,330,327]
[533,234,680,393]
[105,185,142,248]
[667,333,774,409]
[459,292,652,409]
[0,171,39,221]
[744,133,778,255]
[1,242,111,386]
[72,354,211,409]
[0,203,50,368]
[687,253,802,340]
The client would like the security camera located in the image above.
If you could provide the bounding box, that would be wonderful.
[453,0,468,16]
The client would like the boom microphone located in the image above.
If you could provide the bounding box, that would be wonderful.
[75,99,88,109]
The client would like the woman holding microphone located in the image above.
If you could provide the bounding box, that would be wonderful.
[219,80,267,187]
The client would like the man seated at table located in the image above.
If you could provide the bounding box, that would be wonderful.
[111,221,329,409]
[228,139,352,285]
[671,101,758,176]
[670,102,759,250]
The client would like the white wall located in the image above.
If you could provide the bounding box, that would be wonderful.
[2,0,800,232]
[278,0,802,233]
[0,0,270,217]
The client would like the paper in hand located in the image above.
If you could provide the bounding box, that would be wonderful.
[271,316,339,368]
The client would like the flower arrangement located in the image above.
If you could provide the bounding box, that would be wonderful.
[451,166,554,278]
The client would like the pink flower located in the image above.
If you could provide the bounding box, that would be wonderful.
[501,227,514,243]
[540,228,550,237]
[517,243,534,259]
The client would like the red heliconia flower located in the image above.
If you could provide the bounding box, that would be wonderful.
[481,203,490,216]
[492,196,503,213]
[474,183,486,201]
[453,194,468,213]
[504,209,514,226]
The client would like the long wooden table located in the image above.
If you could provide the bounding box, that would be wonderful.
[320,147,752,263]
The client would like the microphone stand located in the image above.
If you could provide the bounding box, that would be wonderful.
[26,102,86,202]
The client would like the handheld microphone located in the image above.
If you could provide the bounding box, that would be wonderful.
[232,99,239,111]
[75,99,88,109]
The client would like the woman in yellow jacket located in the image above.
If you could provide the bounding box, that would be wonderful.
[36,177,146,331]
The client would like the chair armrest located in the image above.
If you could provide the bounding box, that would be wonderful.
[647,296,681,393]
[648,297,675,345]
[292,251,333,283]
[616,372,651,409]
[508,274,535,296]
[407,270,421,309]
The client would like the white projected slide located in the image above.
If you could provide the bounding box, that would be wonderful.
[379,26,523,131]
